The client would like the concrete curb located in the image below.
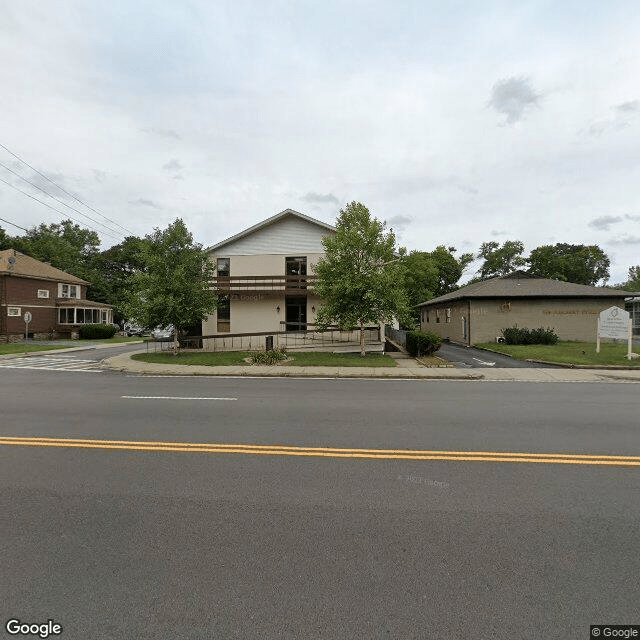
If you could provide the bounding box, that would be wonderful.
[99,350,640,383]
[102,350,485,380]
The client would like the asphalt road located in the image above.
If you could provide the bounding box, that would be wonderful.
[1,371,639,639]
[437,341,559,368]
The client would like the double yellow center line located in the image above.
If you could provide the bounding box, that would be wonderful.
[1,436,639,467]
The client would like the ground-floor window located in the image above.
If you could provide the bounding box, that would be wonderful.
[7,306,21,316]
[217,295,230,332]
[59,308,110,324]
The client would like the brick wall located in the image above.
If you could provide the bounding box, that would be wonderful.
[3,276,61,335]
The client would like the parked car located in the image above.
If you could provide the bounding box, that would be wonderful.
[151,325,175,341]
[124,322,146,337]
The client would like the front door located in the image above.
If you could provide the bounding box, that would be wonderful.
[285,296,307,331]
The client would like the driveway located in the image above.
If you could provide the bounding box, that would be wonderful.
[437,341,559,368]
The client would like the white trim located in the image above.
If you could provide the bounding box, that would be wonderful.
[37,289,50,298]
[7,306,21,316]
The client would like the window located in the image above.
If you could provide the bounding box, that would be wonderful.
[217,295,230,333]
[8,307,21,317]
[286,256,307,276]
[59,308,75,324]
[217,258,230,277]
[446,308,451,323]
[37,289,50,298]
[436,309,440,323]
[60,284,78,299]
[101,310,108,324]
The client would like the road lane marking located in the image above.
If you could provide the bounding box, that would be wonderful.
[121,396,237,400]
[1,436,639,467]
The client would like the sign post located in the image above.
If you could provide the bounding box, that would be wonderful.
[597,306,632,360]
[23,311,32,342]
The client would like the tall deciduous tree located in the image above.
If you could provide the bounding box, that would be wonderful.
[402,251,439,324]
[427,245,474,296]
[314,202,410,356]
[528,243,610,285]
[476,240,526,279]
[122,219,218,354]
[614,266,640,292]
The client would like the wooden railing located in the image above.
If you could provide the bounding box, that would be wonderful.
[211,275,317,293]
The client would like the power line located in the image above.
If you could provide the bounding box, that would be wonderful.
[0,161,125,238]
[0,176,122,241]
[0,141,135,235]
[0,215,28,232]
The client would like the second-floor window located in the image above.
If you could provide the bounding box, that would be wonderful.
[217,258,230,277]
[286,257,307,276]
[60,284,78,298]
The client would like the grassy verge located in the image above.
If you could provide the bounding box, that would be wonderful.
[132,351,251,366]
[0,344,72,355]
[132,351,396,367]
[283,352,396,367]
[475,341,640,367]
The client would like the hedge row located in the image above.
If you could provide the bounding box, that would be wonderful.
[79,324,118,339]
[502,326,559,345]
[406,331,443,357]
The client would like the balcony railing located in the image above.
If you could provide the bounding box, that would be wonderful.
[212,275,317,293]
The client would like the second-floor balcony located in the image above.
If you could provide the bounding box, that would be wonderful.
[212,275,318,293]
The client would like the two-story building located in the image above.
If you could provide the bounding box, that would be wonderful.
[0,249,113,342]
[202,210,334,345]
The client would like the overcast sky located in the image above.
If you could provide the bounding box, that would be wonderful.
[1,0,639,283]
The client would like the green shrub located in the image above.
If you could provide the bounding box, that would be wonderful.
[502,326,558,345]
[406,330,443,357]
[79,324,118,339]
[250,346,288,365]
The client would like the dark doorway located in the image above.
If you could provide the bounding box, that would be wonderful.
[285,296,307,331]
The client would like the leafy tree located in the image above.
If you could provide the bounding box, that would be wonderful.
[89,236,151,321]
[528,243,610,285]
[314,202,410,356]
[0,226,11,250]
[122,219,218,354]
[476,240,526,279]
[427,245,474,296]
[402,251,439,324]
[6,219,101,282]
[614,266,640,292]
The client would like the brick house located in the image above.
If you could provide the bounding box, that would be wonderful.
[417,272,636,345]
[0,249,113,342]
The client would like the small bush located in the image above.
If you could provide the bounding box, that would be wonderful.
[79,324,118,339]
[406,330,443,357]
[502,326,558,345]
[250,346,288,365]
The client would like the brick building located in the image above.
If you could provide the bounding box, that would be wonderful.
[0,249,113,342]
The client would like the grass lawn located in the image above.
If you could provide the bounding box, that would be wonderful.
[132,351,251,366]
[475,341,640,367]
[283,352,396,367]
[132,350,396,367]
[0,343,72,355]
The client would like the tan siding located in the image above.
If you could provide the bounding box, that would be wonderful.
[468,298,629,344]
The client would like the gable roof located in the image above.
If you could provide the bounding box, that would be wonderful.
[418,273,633,306]
[0,249,89,285]
[207,208,335,253]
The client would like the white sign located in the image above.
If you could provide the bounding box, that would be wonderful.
[598,306,629,339]
[23,311,32,323]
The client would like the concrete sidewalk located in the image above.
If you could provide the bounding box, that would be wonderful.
[101,349,640,383]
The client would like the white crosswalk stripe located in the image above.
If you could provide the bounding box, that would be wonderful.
[0,355,103,372]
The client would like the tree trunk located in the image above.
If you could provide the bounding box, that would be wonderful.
[172,326,179,356]
[360,320,365,357]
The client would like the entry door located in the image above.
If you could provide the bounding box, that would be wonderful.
[285,296,307,331]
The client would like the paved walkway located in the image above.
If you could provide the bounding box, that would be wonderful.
[101,349,640,383]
